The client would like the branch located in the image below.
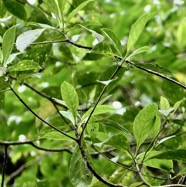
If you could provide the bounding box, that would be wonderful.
[126,60,186,90]
[32,39,92,50]
[78,143,125,187]
[1,145,8,187]
[9,85,77,142]
[79,60,125,140]
[0,140,72,153]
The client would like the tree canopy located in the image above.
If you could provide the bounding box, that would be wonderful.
[0,0,186,186]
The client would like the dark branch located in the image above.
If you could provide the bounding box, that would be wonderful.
[1,145,8,187]
[9,85,77,142]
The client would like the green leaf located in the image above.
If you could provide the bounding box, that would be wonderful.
[61,81,79,121]
[0,77,8,92]
[60,111,75,125]
[102,120,132,138]
[160,96,170,110]
[92,42,113,56]
[133,103,158,151]
[126,13,153,57]
[0,92,5,109]
[2,25,16,65]
[152,149,186,161]
[3,0,27,20]
[126,46,150,60]
[149,115,161,139]
[81,105,114,122]
[16,29,46,52]
[101,28,122,56]
[87,120,99,140]
[8,60,40,72]
[104,133,129,150]
[0,67,6,76]
[80,25,104,42]
[176,21,186,49]
[67,0,93,22]
[69,147,92,187]
[138,151,173,172]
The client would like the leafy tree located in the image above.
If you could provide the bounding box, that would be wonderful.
[0,0,186,186]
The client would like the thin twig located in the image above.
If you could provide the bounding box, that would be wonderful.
[79,60,125,140]
[0,140,72,153]
[1,145,8,187]
[78,143,125,187]
[32,39,92,50]
[126,60,186,90]
[9,85,77,142]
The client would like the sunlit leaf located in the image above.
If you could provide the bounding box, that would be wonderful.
[160,96,170,110]
[69,147,92,187]
[67,0,93,22]
[8,60,40,72]
[126,13,153,57]
[101,28,122,56]
[133,103,158,152]
[16,29,46,52]
[61,81,79,121]
[126,46,150,60]
[2,25,16,65]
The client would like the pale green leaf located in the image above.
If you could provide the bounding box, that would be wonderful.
[133,103,158,151]
[101,28,122,56]
[0,67,6,76]
[69,147,92,187]
[81,105,114,122]
[8,60,40,72]
[67,0,93,22]
[16,29,46,52]
[160,96,170,110]
[2,25,16,65]
[126,13,153,57]
[61,81,79,120]
[60,110,75,125]
[126,46,150,60]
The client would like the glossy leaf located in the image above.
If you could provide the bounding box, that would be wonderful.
[69,147,92,187]
[61,81,79,121]
[8,60,40,72]
[126,13,152,56]
[133,103,158,151]
[3,0,27,20]
[2,25,16,65]
[67,0,93,22]
[101,28,122,56]
[16,29,46,52]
